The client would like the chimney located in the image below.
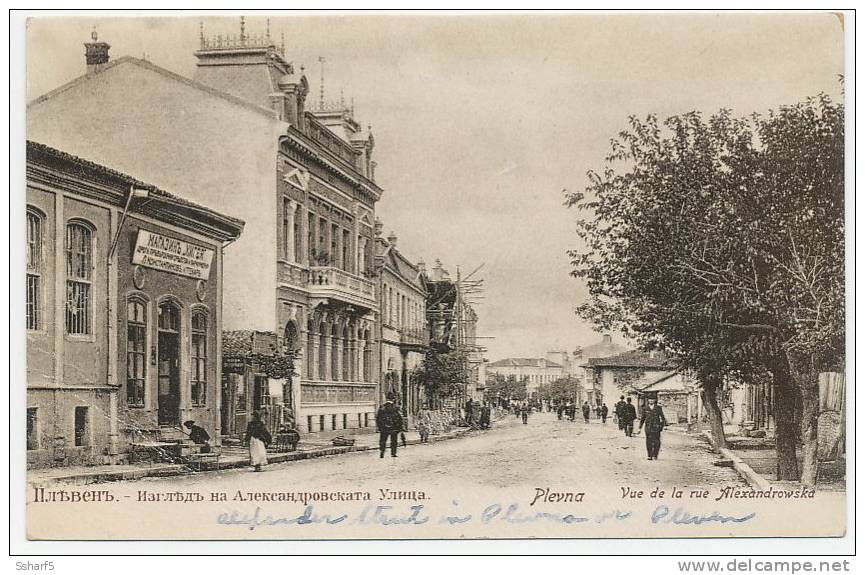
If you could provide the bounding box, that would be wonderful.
[602,334,613,344]
[84,28,110,75]
[387,231,397,249]
[416,259,426,275]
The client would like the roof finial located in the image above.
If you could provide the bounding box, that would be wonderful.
[318,56,326,111]
[339,88,345,109]
[199,21,204,48]
[240,16,246,45]
[91,26,98,42]
[266,18,271,41]
[280,32,285,56]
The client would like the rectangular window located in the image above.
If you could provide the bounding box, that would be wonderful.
[342,414,348,429]
[235,374,247,414]
[342,229,350,271]
[27,408,38,451]
[364,413,369,427]
[319,414,325,432]
[307,415,314,434]
[26,211,42,330]
[282,198,290,259]
[191,312,208,407]
[294,205,303,264]
[331,224,339,266]
[307,212,315,261]
[126,300,146,407]
[74,406,88,447]
[65,223,93,335]
[331,414,337,430]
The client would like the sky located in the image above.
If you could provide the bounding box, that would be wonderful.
[25,12,845,360]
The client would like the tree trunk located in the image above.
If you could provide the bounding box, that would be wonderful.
[701,381,727,451]
[798,371,820,486]
[771,359,800,481]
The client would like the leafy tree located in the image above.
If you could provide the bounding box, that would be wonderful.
[567,95,844,483]
[485,373,527,401]
[417,348,469,404]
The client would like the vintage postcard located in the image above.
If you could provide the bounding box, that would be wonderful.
[20,11,849,544]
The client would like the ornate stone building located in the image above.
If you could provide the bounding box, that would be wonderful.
[27,22,383,437]
[374,226,428,426]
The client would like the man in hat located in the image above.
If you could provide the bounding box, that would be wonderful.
[376,392,404,458]
[614,395,627,430]
[183,420,211,453]
[638,393,667,460]
[622,397,638,437]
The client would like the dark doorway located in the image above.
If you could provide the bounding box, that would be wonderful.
[253,374,269,413]
[158,302,181,426]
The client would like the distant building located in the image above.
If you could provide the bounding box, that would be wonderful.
[26,142,243,467]
[576,334,629,405]
[487,357,565,398]
[584,350,671,408]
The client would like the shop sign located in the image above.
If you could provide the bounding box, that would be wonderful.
[132,230,214,280]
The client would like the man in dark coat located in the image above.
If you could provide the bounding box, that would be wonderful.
[638,394,667,460]
[184,420,211,453]
[614,396,627,430]
[600,404,609,424]
[377,393,404,458]
[622,397,637,437]
[581,401,591,423]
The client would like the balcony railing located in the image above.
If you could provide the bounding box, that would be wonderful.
[398,327,430,347]
[308,266,377,308]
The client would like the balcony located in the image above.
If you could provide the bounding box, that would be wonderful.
[308,266,377,310]
[398,327,429,349]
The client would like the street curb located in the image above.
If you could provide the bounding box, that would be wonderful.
[700,430,772,490]
[30,427,475,485]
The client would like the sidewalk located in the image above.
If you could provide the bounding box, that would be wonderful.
[27,426,473,486]
[699,429,846,492]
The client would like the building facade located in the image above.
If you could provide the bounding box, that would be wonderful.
[375,228,428,426]
[27,26,383,437]
[26,142,243,467]
[486,357,565,398]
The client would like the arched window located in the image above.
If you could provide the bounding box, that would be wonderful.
[342,325,350,382]
[331,323,340,380]
[65,221,94,335]
[26,208,44,330]
[190,309,208,407]
[306,319,315,378]
[318,322,327,379]
[126,298,147,407]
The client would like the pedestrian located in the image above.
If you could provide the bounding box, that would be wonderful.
[582,401,591,423]
[377,392,404,458]
[623,397,637,437]
[638,393,667,460]
[614,395,627,430]
[417,409,431,443]
[520,402,529,424]
[600,404,609,424]
[567,402,576,422]
[556,403,564,420]
[183,420,212,453]
[244,411,272,472]
[479,401,491,429]
[465,398,475,425]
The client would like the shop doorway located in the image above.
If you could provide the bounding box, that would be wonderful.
[158,302,181,426]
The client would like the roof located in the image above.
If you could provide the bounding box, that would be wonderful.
[585,350,670,370]
[488,358,564,369]
[376,237,426,293]
[27,141,245,241]
[581,336,629,360]
[28,56,278,119]
[637,371,696,394]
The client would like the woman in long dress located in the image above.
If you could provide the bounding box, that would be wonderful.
[245,411,272,472]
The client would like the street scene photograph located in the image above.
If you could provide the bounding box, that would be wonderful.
[17,10,849,546]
